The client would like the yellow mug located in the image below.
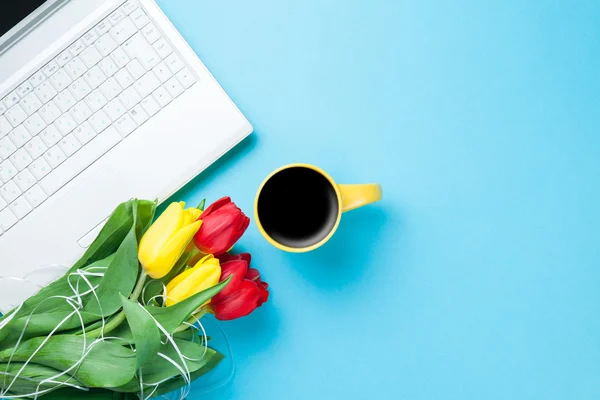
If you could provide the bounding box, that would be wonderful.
[254,164,382,252]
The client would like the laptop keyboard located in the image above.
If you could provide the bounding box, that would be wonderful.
[0,0,197,236]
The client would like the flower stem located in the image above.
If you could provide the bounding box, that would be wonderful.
[84,271,147,339]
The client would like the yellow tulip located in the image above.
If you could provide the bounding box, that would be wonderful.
[139,202,202,279]
[165,254,222,307]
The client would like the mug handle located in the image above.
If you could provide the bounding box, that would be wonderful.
[338,184,383,212]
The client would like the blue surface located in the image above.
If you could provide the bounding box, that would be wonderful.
[156,1,600,399]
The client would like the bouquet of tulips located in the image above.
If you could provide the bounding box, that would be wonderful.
[0,197,269,399]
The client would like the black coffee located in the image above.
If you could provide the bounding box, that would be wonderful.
[257,167,339,248]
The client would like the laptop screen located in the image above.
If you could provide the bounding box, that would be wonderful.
[0,0,48,38]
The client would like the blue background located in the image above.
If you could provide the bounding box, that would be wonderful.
[156,0,600,399]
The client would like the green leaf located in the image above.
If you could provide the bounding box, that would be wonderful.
[0,362,84,397]
[197,198,206,212]
[153,348,224,397]
[120,295,161,369]
[0,335,137,388]
[135,199,157,241]
[113,340,220,393]
[145,277,230,333]
[68,202,134,274]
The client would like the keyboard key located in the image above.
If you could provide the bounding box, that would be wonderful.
[0,161,17,182]
[73,121,96,145]
[64,57,88,80]
[54,114,77,135]
[54,91,76,112]
[1,181,21,203]
[118,87,141,110]
[109,9,126,25]
[104,98,127,121]
[0,103,6,116]
[49,69,72,92]
[123,33,160,70]
[130,8,150,29]
[70,102,93,124]
[29,70,47,88]
[24,136,48,159]
[165,76,184,98]
[82,29,100,46]
[165,53,184,73]
[39,102,62,124]
[10,196,33,219]
[20,92,43,115]
[153,38,173,59]
[176,67,197,89]
[99,57,119,77]
[85,89,108,112]
[42,61,59,78]
[0,116,13,138]
[80,46,103,69]
[5,105,28,127]
[152,62,172,83]
[58,134,82,157]
[69,77,92,101]
[40,126,121,195]
[0,208,18,231]
[95,20,112,36]
[0,196,6,211]
[126,59,146,80]
[115,68,134,89]
[55,49,72,67]
[40,125,62,147]
[24,113,46,135]
[83,65,107,89]
[133,72,160,98]
[129,104,148,126]
[110,17,137,45]
[24,185,47,208]
[9,126,31,148]
[3,91,20,109]
[17,82,33,98]
[115,114,137,137]
[10,149,33,170]
[121,1,139,15]
[89,110,110,133]
[29,158,51,180]
[43,145,67,168]
[141,23,161,44]
[14,169,35,191]
[99,77,123,100]
[141,95,160,116]
[153,86,172,107]
[35,81,58,104]
[0,138,17,160]
[69,39,86,56]
[96,34,118,57]
[111,47,131,68]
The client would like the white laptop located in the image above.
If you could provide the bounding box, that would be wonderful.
[0,0,252,310]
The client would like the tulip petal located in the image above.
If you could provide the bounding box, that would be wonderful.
[144,220,202,279]
[139,203,187,276]
[182,208,202,226]
[213,280,261,321]
[200,197,231,218]
[166,256,221,307]
[212,260,248,303]
[245,268,261,282]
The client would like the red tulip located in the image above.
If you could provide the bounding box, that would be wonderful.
[213,280,261,321]
[193,197,250,255]
[212,259,248,303]
[217,252,251,265]
[211,254,269,321]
